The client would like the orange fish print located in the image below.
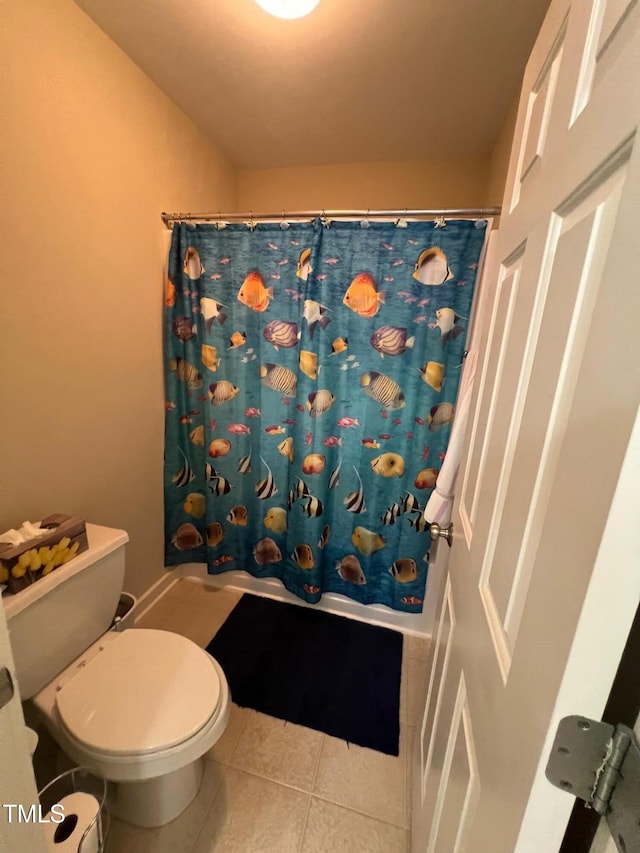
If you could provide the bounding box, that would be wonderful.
[401,595,423,606]
[303,583,321,594]
[237,271,274,312]
[166,278,176,307]
[343,273,385,318]
[213,555,235,566]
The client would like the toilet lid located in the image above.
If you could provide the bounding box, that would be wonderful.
[56,629,221,756]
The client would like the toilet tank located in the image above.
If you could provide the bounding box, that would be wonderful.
[2,524,129,699]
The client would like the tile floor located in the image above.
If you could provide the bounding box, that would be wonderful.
[104,580,430,853]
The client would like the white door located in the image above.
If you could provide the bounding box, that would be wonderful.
[412,0,640,850]
[0,602,47,852]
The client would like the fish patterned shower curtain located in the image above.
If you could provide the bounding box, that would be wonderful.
[164,218,485,612]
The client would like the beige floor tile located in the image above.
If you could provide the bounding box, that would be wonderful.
[192,767,309,853]
[404,634,431,661]
[229,711,324,791]
[314,730,406,828]
[301,798,407,853]
[405,726,416,830]
[136,589,240,649]
[204,703,250,764]
[120,762,225,853]
[106,816,144,853]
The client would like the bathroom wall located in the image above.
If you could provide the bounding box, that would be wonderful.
[238,157,491,212]
[1,0,237,599]
[485,93,520,207]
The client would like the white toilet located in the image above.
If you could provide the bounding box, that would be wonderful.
[4,524,230,828]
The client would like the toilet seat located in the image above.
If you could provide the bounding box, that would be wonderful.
[55,629,221,757]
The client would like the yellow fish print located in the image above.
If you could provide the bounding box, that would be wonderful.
[228,331,247,349]
[201,344,220,372]
[371,452,405,478]
[351,526,386,556]
[183,493,206,519]
[330,337,348,355]
[208,380,239,406]
[414,468,438,489]
[343,272,385,318]
[292,544,315,570]
[208,438,231,458]
[296,248,312,281]
[412,247,453,285]
[206,522,224,547]
[299,350,318,380]
[264,507,288,533]
[189,425,205,446]
[388,558,418,583]
[227,505,248,526]
[277,436,294,462]
[419,361,445,392]
[237,270,273,313]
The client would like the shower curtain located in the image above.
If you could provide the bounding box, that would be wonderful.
[164,217,485,612]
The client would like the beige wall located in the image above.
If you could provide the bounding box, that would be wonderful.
[485,94,520,208]
[1,0,237,598]
[238,157,491,212]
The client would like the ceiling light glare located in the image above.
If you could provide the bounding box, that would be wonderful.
[254,0,320,20]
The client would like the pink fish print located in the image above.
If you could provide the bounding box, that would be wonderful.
[296,404,305,412]
[397,290,412,298]
[278,258,289,265]
[391,259,404,267]
[281,397,290,405]
[210,273,222,280]
[283,418,297,425]
[392,418,402,425]
[404,295,418,303]
[414,416,427,426]
[323,435,343,447]
[220,257,231,264]
[266,242,279,250]
[381,242,393,250]
[305,431,313,446]
[325,258,340,265]
[457,280,467,287]
[228,423,251,435]
[189,409,201,416]
[290,240,300,246]
[422,445,430,460]
[337,417,360,428]
[408,239,419,245]
[316,274,327,281]
[270,273,281,279]
[209,419,217,431]
[418,297,431,307]
[468,262,479,270]
[379,433,391,440]
[427,321,438,329]
[439,451,447,461]
[413,315,428,324]
[380,410,389,419]
[197,394,208,402]
[245,407,262,418]
[383,276,394,282]
[165,401,176,411]
[405,431,414,440]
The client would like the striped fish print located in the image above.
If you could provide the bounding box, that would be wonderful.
[301,495,323,518]
[208,380,239,406]
[360,371,405,410]
[408,513,430,532]
[172,447,195,487]
[369,325,415,357]
[256,456,278,500]
[380,503,403,525]
[169,357,203,390]
[260,363,297,395]
[262,320,299,350]
[403,492,421,514]
[208,469,232,496]
[328,457,341,490]
[306,390,335,418]
[343,466,366,514]
[237,453,252,474]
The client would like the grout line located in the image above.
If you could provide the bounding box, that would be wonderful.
[188,764,229,853]
[309,791,408,831]
[298,733,327,851]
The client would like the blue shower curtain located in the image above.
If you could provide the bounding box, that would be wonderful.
[164,217,485,612]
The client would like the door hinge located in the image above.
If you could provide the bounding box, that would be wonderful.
[546,715,640,853]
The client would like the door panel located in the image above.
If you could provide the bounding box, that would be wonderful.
[413,0,640,850]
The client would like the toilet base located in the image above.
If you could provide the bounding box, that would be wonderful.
[107,756,204,828]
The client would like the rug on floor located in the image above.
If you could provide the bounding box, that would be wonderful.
[206,594,403,756]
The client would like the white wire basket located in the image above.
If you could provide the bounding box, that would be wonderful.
[38,766,108,852]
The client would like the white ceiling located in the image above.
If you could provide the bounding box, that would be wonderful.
[74,0,551,170]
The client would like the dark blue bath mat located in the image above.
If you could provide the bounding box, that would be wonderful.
[206,594,403,756]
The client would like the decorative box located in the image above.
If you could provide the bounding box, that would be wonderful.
[0,514,88,595]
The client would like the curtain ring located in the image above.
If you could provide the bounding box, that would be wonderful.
[361,209,371,229]
[280,210,290,230]
[434,215,446,229]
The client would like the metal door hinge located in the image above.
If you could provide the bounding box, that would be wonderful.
[546,715,640,853]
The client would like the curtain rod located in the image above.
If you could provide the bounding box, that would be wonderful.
[160,207,501,229]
